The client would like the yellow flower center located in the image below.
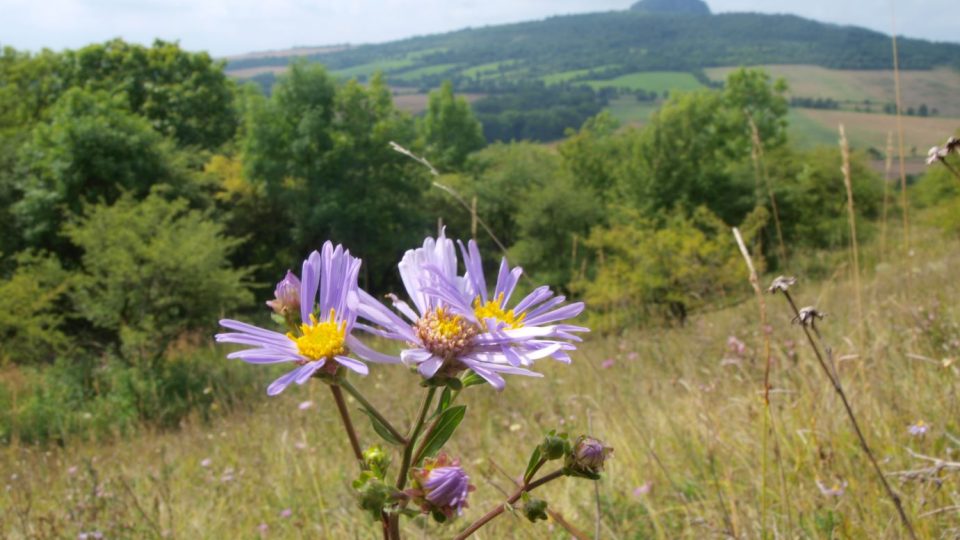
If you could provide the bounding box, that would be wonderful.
[414,307,478,360]
[288,310,347,361]
[473,293,525,330]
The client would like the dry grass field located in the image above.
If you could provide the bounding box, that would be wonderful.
[3,225,960,539]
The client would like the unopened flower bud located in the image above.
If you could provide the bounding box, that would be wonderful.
[523,498,549,523]
[407,454,475,521]
[363,445,390,479]
[564,436,613,479]
[352,472,395,520]
[540,433,570,460]
[266,270,301,316]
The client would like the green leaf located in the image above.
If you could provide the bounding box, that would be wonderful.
[460,370,486,388]
[358,408,404,446]
[419,405,466,459]
[523,446,543,484]
[435,387,453,416]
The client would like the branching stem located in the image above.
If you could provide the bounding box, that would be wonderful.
[453,470,565,540]
[780,290,916,540]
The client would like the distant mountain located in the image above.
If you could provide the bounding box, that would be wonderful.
[630,0,711,15]
[226,10,960,84]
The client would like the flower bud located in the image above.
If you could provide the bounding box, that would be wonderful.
[407,454,475,521]
[363,445,390,480]
[523,498,549,523]
[564,436,613,479]
[539,432,570,461]
[266,270,301,316]
[352,472,395,520]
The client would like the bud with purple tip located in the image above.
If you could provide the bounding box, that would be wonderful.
[266,270,301,317]
[407,454,475,522]
[564,436,613,479]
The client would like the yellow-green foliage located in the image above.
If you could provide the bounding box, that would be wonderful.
[0,252,71,364]
[576,206,768,330]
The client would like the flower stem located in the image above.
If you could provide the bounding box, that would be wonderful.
[780,290,917,540]
[397,386,437,491]
[339,378,408,445]
[388,386,438,540]
[329,384,364,467]
[454,469,565,540]
[941,159,960,183]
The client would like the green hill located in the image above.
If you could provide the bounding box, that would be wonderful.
[225,8,960,146]
[227,10,960,81]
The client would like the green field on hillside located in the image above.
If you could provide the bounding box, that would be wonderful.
[394,63,461,80]
[605,96,661,126]
[585,71,703,93]
[541,65,620,85]
[331,57,415,79]
[707,65,960,117]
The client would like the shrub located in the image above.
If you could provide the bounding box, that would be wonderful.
[0,251,72,364]
[64,192,253,366]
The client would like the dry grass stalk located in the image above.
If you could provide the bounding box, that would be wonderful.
[889,11,912,260]
[839,125,865,350]
[747,116,788,267]
[732,228,793,535]
[881,131,893,260]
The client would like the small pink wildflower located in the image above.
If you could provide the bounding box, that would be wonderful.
[601,358,615,369]
[298,400,314,411]
[279,508,292,519]
[633,482,652,496]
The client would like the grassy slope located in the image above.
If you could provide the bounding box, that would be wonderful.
[793,108,960,152]
[3,226,959,538]
[606,96,661,127]
[706,65,960,117]
[584,71,703,93]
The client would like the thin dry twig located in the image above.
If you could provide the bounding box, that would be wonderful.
[774,283,917,539]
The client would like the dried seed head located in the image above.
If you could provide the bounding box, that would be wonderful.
[794,306,825,327]
[927,136,960,166]
[768,276,797,294]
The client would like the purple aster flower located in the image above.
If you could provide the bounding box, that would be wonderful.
[454,238,588,365]
[356,231,553,390]
[908,420,929,436]
[408,454,475,520]
[216,242,398,396]
[266,270,301,316]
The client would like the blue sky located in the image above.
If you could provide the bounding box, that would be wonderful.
[0,0,954,57]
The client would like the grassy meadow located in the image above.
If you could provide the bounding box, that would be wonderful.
[4,224,959,539]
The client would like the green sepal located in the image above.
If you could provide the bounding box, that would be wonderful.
[523,446,543,484]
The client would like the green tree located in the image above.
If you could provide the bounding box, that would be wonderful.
[419,80,486,172]
[14,88,187,253]
[62,39,238,150]
[769,146,884,248]
[243,65,428,290]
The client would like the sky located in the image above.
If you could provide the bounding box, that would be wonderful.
[0,0,955,58]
